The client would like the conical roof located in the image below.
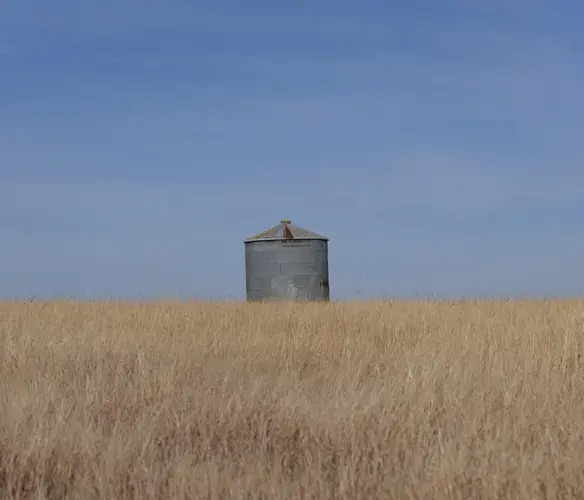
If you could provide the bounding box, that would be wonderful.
[244,220,328,242]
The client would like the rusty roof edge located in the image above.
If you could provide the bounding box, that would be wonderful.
[245,223,282,242]
[284,223,328,241]
[244,221,329,242]
[244,235,329,243]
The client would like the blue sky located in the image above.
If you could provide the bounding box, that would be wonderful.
[2,0,584,300]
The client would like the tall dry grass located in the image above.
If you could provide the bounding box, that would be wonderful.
[1,299,584,499]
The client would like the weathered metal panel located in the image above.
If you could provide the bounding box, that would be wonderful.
[244,233,330,302]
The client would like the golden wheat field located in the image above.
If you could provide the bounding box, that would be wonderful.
[1,299,584,499]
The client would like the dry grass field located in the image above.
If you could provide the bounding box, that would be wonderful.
[2,299,584,499]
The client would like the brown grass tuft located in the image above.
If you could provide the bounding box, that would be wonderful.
[2,299,584,499]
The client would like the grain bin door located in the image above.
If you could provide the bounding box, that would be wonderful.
[272,276,311,300]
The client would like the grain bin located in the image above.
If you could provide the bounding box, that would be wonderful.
[244,220,330,301]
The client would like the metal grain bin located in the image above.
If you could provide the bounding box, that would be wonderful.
[244,220,330,302]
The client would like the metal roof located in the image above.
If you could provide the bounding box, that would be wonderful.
[244,220,328,242]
